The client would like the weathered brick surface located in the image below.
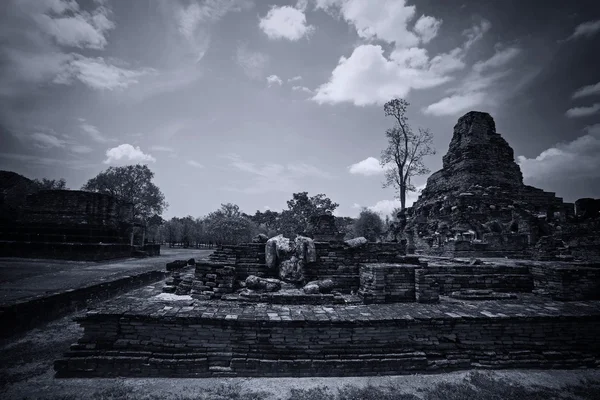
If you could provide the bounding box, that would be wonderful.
[55,288,600,378]
[359,264,419,303]
[529,262,600,300]
[306,242,408,293]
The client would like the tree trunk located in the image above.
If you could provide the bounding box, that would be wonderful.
[400,184,406,211]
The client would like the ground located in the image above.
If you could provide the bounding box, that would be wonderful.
[0,247,212,306]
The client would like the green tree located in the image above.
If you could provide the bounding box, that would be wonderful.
[81,164,167,222]
[353,208,384,242]
[381,98,435,210]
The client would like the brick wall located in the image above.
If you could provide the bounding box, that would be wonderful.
[56,309,600,378]
[530,263,600,300]
[305,242,408,293]
[358,264,419,303]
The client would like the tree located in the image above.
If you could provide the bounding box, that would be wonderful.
[204,203,256,244]
[353,209,384,242]
[32,178,67,190]
[381,98,435,211]
[280,192,339,237]
[81,164,167,222]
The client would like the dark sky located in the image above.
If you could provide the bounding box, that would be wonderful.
[1,0,599,218]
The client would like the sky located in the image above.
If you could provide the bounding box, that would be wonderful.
[1,0,600,219]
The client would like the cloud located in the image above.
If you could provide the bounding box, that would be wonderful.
[187,160,204,168]
[288,76,302,82]
[565,103,600,118]
[315,0,441,48]
[348,156,391,176]
[565,19,600,41]
[80,121,113,143]
[259,5,315,41]
[221,153,332,194]
[103,144,156,164]
[0,0,150,96]
[368,199,402,216]
[292,85,313,93]
[266,74,283,86]
[57,55,154,91]
[517,124,600,181]
[423,46,521,116]
[174,0,252,62]
[34,3,115,49]
[572,81,600,99]
[236,43,269,79]
[312,19,490,106]
[31,132,66,149]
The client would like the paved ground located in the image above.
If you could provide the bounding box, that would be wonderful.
[0,247,213,307]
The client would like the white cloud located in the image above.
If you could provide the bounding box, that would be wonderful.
[103,144,156,164]
[0,0,151,96]
[288,75,302,82]
[31,132,66,149]
[423,46,521,116]
[259,5,314,41]
[80,121,113,143]
[565,19,600,41]
[565,103,600,118]
[316,0,441,48]
[368,199,402,216]
[423,92,487,116]
[292,85,313,93]
[312,19,490,106]
[17,0,115,51]
[267,74,283,86]
[413,15,442,44]
[236,43,269,79]
[348,156,391,176]
[187,160,204,168]
[517,124,600,181]
[174,0,252,62]
[572,81,600,99]
[472,46,521,73]
[57,55,154,91]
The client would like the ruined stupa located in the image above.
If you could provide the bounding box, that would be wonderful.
[408,111,571,257]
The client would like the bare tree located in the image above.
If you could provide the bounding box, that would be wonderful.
[380,98,435,211]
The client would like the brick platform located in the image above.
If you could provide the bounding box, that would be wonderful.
[55,283,600,378]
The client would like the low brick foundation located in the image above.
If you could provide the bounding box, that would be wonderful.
[55,296,600,378]
[529,262,600,300]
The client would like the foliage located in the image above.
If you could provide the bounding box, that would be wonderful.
[280,192,339,237]
[32,178,67,190]
[204,203,257,244]
[81,164,167,222]
[381,98,435,210]
[353,209,384,242]
[335,216,356,240]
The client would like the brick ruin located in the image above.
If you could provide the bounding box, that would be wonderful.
[0,188,158,260]
[406,111,599,261]
[56,213,600,377]
[52,111,600,378]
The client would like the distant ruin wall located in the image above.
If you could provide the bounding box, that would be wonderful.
[0,241,133,261]
[55,311,600,378]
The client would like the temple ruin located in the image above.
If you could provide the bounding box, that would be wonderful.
[54,111,600,378]
[0,181,159,260]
